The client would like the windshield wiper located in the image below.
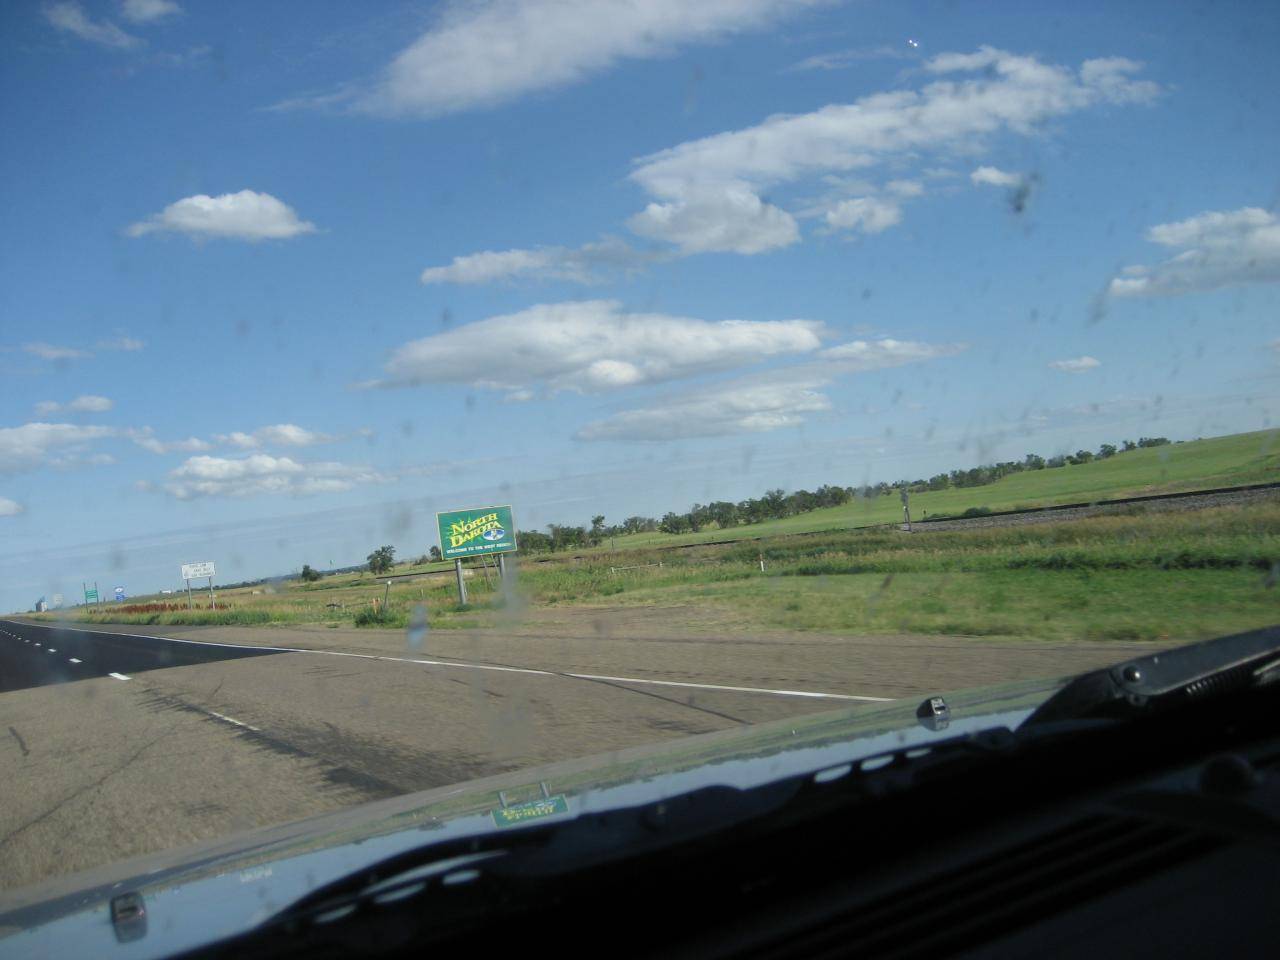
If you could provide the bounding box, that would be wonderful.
[1023,624,1280,728]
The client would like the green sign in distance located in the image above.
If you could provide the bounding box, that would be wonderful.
[491,794,569,827]
[436,505,517,561]
[84,588,99,603]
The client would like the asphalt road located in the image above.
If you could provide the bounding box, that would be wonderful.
[0,615,1157,896]
[0,620,278,693]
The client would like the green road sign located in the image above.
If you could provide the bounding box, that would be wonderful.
[84,588,98,603]
[491,794,569,827]
[436,505,517,560]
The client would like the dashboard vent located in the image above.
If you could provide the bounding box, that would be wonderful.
[749,813,1221,960]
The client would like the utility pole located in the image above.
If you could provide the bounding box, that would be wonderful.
[901,487,912,532]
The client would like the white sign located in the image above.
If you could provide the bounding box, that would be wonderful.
[181,561,216,580]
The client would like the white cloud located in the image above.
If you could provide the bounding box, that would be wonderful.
[126,190,318,241]
[127,428,211,454]
[49,451,115,469]
[421,237,658,285]
[1077,57,1162,105]
[1109,207,1280,297]
[152,44,211,68]
[120,0,181,23]
[23,342,90,361]
[21,334,143,363]
[627,187,800,254]
[577,377,832,441]
[33,395,113,416]
[819,338,963,369]
[44,1,141,49]
[970,165,1022,188]
[0,423,117,474]
[1048,356,1101,373]
[336,0,826,118]
[377,300,824,395]
[0,497,23,518]
[627,47,1157,255]
[886,179,924,198]
[823,196,902,234]
[213,424,335,449]
[97,335,145,351]
[633,48,1157,199]
[786,45,911,72]
[577,336,963,441]
[162,454,386,500]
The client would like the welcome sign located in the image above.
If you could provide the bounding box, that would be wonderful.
[436,505,517,561]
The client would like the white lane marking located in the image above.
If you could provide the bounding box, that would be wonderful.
[109,672,131,681]
[206,710,260,732]
[47,648,56,653]
[0,620,889,703]
[69,658,82,664]
[33,642,40,647]
[565,674,892,702]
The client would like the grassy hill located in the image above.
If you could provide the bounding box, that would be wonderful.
[604,428,1280,549]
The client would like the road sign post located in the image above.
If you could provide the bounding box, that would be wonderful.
[436,505,517,604]
[454,559,468,606]
[181,562,216,610]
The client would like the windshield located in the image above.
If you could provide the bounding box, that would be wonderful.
[2,0,1278,915]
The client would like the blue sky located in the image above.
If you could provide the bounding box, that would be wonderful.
[2,0,1278,611]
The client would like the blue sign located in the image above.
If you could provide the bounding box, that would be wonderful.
[114,586,126,601]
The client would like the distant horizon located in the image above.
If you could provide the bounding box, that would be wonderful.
[11,424,1273,615]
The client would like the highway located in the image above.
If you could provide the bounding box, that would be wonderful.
[0,615,1155,895]
[0,620,278,693]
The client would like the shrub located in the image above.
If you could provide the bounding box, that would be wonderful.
[353,606,391,627]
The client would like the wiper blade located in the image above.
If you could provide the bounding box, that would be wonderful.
[1023,624,1280,728]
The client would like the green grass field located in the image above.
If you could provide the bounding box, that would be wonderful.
[39,496,1280,645]
[601,428,1280,549]
[31,429,1280,642]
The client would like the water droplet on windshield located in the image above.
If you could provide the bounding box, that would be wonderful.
[406,603,428,651]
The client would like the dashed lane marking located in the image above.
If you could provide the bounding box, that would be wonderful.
[2,620,891,704]
[206,710,260,732]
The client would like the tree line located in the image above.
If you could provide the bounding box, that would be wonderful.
[512,437,1172,552]
[321,435,1175,572]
